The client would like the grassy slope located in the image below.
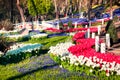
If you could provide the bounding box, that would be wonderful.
[0,36,120,80]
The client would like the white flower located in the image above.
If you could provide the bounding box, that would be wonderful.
[114,63,120,71]
[31,33,47,38]
[106,72,110,76]
[59,65,63,68]
[116,70,120,75]
[99,59,103,63]
[96,58,100,62]
[90,69,93,73]
[74,62,79,66]
[61,56,66,61]
[102,61,107,65]
[93,56,97,62]
[49,42,74,57]
[106,62,110,68]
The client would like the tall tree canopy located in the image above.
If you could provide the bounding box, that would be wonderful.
[27,0,53,17]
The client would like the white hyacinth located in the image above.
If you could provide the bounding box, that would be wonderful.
[31,33,48,38]
[6,43,42,55]
[48,42,74,57]
[90,69,93,73]
[7,34,27,39]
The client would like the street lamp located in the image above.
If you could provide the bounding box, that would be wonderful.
[88,0,92,21]
[88,0,92,27]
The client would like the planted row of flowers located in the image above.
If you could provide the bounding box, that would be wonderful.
[7,33,48,39]
[0,43,43,64]
[49,31,120,77]
[45,27,98,33]
[6,43,43,55]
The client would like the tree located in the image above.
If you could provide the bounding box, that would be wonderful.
[16,0,26,22]
[53,0,58,19]
[27,0,53,20]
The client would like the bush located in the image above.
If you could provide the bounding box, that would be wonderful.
[17,35,31,42]
[107,20,118,44]
[68,21,73,28]
[59,22,64,30]
[113,15,119,22]
[0,19,14,31]
[0,35,9,52]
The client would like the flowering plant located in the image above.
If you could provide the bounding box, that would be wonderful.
[45,27,98,33]
[50,30,120,77]
[72,32,85,41]
[45,28,62,33]
[48,42,74,57]
[31,33,48,38]
[0,43,43,64]
[6,43,43,55]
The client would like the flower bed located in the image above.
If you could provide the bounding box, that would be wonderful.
[45,27,98,33]
[31,33,48,38]
[0,43,43,64]
[6,43,42,55]
[49,32,120,77]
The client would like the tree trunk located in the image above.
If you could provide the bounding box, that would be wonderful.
[79,0,82,14]
[10,0,13,22]
[53,0,59,19]
[110,0,113,17]
[16,0,25,22]
[88,0,92,21]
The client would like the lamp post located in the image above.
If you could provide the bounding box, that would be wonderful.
[88,0,92,27]
[69,0,72,17]
[88,0,92,21]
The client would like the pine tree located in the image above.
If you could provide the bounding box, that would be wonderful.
[107,18,118,44]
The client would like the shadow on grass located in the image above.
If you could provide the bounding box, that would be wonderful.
[7,63,58,80]
[0,49,49,65]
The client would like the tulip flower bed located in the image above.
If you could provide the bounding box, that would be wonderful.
[45,27,98,33]
[49,31,120,77]
[0,43,43,64]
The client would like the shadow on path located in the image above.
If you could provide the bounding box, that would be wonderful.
[7,63,58,80]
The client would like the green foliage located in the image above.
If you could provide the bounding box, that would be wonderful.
[113,15,119,22]
[59,22,64,30]
[107,20,118,43]
[51,55,120,79]
[17,35,31,42]
[68,21,73,28]
[50,54,61,64]
[0,48,42,65]
[27,36,72,49]
[0,35,9,52]
[27,0,54,16]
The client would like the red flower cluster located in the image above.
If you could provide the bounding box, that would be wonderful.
[69,31,120,64]
[45,28,62,32]
[76,38,95,46]
[72,32,85,41]
[45,27,98,33]
[67,27,98,33]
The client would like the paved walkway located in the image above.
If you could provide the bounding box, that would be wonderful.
[108,43,120,55]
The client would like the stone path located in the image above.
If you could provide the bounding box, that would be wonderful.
[108,43,120,55]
